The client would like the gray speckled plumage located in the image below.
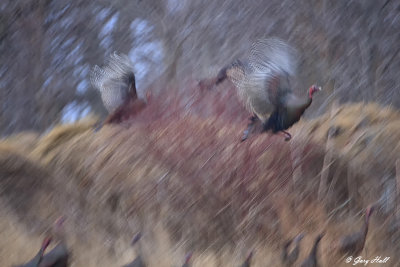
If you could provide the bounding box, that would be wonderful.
[214,38,322,141]
[90,52,136,113]
[224,38,298,122]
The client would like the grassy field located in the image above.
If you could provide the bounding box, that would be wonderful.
[1,84,399,266]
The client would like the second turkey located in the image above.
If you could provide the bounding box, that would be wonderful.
[203,38,322,142]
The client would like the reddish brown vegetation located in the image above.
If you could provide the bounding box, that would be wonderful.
[0,81,399,266]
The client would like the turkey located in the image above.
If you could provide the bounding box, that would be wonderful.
[239,251,253,267]
[39,216,69,267]
[337,205,374,256]
[211,38,321,141]
[300,232,324,267]
[121,233,146,267]
[281,233,304,266]
[15,237,52,267]
[90,52,150,131]
[181,252,192,267]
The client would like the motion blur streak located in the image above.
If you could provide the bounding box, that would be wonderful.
[0,1,399,266]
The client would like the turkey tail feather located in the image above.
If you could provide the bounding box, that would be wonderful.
[247,38,298,105]
[90,52,136,113]
[249,38,297,78]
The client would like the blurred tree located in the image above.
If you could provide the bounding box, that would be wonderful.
[0,0,399,136]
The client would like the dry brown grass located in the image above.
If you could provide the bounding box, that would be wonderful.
[0,85,399,266]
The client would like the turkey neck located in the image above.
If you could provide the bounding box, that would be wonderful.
[287,91,312,116]
[305,90,313,108]
[290,90,313,117]
[361,214,371,245]
[31,245,46,265]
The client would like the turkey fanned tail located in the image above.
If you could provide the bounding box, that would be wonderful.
[90,52,136,113]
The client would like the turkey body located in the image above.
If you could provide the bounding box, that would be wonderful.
[263,91,312,133]
[102,96,147,125]
[214,38,321,141]
[91,52,148,130]
[39,243,69,267]
[337,206,374,256]
[38,216,69,267]
[15,237,51,267]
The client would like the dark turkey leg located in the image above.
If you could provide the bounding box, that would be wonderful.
[281,130,292,141]
[241,115,258,142]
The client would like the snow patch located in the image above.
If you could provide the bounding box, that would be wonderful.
[61,101,91,123]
